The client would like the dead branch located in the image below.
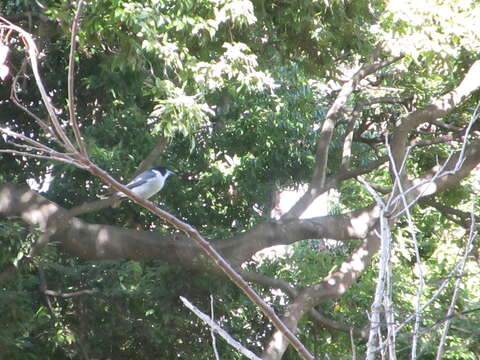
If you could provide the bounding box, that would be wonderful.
[67,0,87,157]
[435,212,476,360]
[180,296,262,360]
[0,17,77,152]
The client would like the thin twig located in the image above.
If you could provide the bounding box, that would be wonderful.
[180,296,262,360]
[350,328,357,360]
[386,139,424,360]
[210,295,221,360]
[0,149,87,168]
[0,17,77,152]
[67,0,87,156]
[393,259,466,336]
[389,101,480,219]
[1,126,59,153]
[10,59,57,139]
[44,288,102,298]
[435,211,476,360]
[6,140,54,154]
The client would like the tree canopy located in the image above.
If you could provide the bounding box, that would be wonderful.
[1,0,480,359]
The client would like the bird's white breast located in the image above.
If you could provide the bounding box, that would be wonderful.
[132,170,165,199]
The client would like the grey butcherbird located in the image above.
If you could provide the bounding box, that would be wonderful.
[119,166,175,200]
[103,166,175,205]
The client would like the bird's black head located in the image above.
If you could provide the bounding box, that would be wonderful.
[152,166,175,177]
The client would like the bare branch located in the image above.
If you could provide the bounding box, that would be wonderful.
[456,102,480,171]
[365,196,391,359]
[242,271,369,340]
[431,119,463,132]
[180,296,262,360]
[313,56,403,188]
[1,126,59,154]
[340,106,359,169]
[341,96,409,169]
[393,254,476,337]
[388,102,480,218]
[435,211,476,360]
[67,0,87,156]
[0,17,77,151]
[283,156,389,220]
[6,140,53,154]
[386,139,425,359]
[0,149,86,168]
[409,134,456,147]
[43,288,101,298]
[10,60,58,139]
[210,295,221,360]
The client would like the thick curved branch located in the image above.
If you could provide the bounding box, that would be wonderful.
[281,156,388,222]
[259,138,480,360]
[242,271,369,339]
[2,139,479,266]
[262,230,380,359]
[284,56,402,219]
[0,183,379,266]
[0,174,314,360]
[390,60,480,178]
[3,130,479,266]
[312,57,403,186]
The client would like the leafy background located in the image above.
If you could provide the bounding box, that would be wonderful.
[1,0,480,358]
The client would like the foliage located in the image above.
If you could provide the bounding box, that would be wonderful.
[1,0,480,359]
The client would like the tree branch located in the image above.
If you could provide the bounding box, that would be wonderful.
[242,271,369,339]
[67,0,88,156]
[312,57,403,188]
[284,56,402,219]
[261,232,380,359]
[282,156,388,221]
[10,59,58,139]
[390,60,480,180]
[0,17,77,152]
[180,296,262,360]
[421,198,479,228]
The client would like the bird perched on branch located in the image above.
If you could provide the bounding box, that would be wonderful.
[102,166,175,206]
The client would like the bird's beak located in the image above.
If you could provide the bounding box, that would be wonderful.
[169,170,176,176]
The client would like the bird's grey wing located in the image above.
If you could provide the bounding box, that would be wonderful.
[125,178,148,189]
[125,171,156,188]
